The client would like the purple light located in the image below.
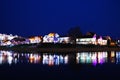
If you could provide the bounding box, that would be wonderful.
[93,34,96,39]
[98,58,104,64]
[92,59,97,66]
[99,36,102,40]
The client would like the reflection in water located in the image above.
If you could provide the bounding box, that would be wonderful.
[0,51,120,66]
[0,51,68,66]
[116,52,120,64]
[42,54,68,66]
[110,51,115,63]
[76,52,108,66]
[0,51,13,65]
[12,53,41,64]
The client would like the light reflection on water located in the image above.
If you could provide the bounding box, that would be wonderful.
[42,54,68,66]
[0,51,120,66]
[0,51,69,66]
[76,52,108,66]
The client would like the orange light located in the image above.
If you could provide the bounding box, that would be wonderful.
[48,33,55,37]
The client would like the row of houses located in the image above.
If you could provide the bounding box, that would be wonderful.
[29,33,110,46]
[29,33,71,44]
[0,33,112,46]
[0,33,18,46]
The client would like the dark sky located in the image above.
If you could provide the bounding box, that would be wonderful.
[0,0,120,38]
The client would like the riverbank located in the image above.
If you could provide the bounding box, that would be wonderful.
[0,43,120,53]
[9,47,120,53]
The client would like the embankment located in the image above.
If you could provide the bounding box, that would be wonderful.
[0,45,120,53]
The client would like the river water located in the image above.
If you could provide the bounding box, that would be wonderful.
[0,51,119,80]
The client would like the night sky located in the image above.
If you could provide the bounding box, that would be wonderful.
[0,0,120,38]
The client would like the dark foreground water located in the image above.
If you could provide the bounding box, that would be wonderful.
[0,51,120,80]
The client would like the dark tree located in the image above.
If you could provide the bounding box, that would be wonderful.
[68,26,82,37]
[67,26,82,43]
[86,32,96,37]
[105,36,111,46]
[107,39,111,46]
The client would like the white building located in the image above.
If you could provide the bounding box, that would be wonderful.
[0,33,18,46]
[0,33,18,41]
[43,33,59,43]
[1,41,12,46]
[97,36,107,45]
[59,37,71,43]
[76,38,96,45]
[76,35,107,45]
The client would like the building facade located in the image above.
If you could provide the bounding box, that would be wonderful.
[76,35,107,45]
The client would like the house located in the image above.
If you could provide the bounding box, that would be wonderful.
[43,33,59,43]
[29,36,42,44]
[59,37,71,43]
[76,34,107,45]
[76,34,97,45]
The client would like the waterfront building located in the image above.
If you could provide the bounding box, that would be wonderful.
[97,36,107,45]
[0,40,12,46]
[59,37,71,43]
[43,33,59,43]
[0,33,18,46]
[76,34,107,45]
[29,36,42,44]
[76,34,97,45]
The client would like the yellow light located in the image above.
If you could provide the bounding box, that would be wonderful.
[111,51,115,57]
[48,33,54,37]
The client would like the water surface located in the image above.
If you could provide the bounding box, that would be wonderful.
[0,51,119,80]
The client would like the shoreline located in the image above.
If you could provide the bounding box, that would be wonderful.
[1,47,120,53]
[0,43,120,53]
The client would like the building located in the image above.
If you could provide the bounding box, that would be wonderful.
[43,33,59,43]
[97,36,107,45]
[0,33,18,46]
[76,34,97,45]
[29,36,42,44]
[0,33,18,41]
[76,34,107,45]
[59,37,71,43]
[1,40,12,46]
